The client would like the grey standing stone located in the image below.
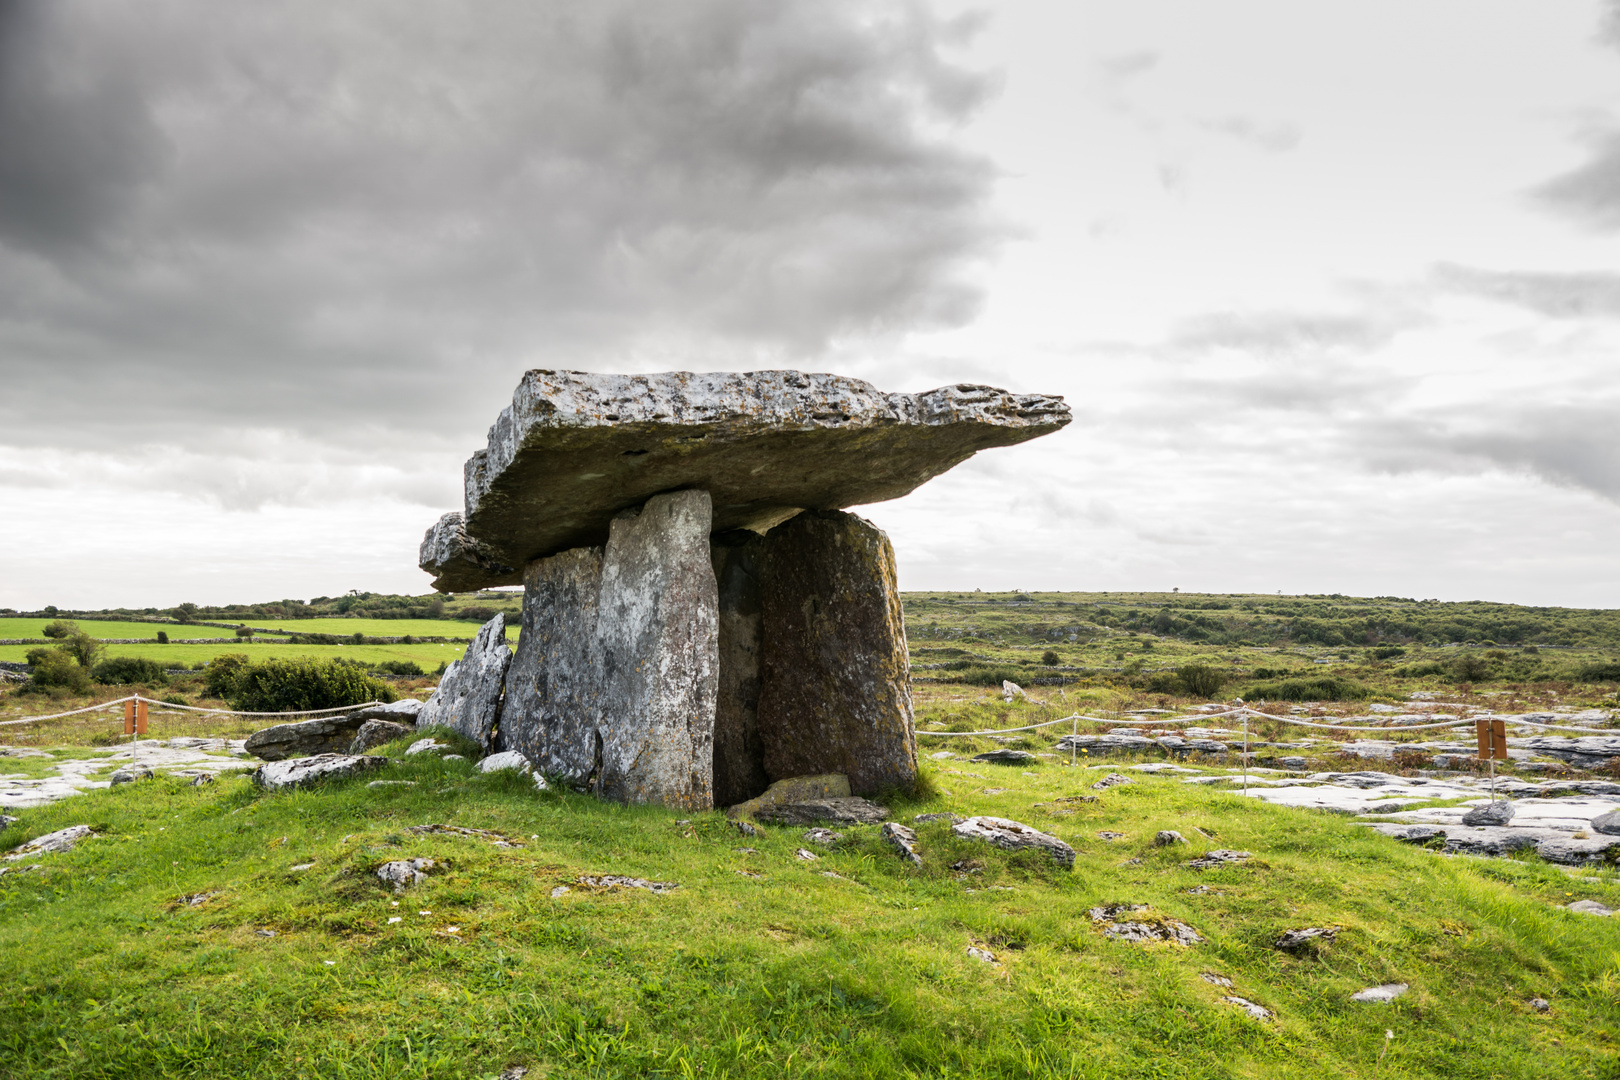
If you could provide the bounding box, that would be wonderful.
[594,490,719,810]
[1460,800,1516,826]
[498,546,606,783]
[755,510,917,797]
[418,613,511,750]
[710,530,769,807]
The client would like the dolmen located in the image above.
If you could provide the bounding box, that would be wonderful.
[417,370,1069,811]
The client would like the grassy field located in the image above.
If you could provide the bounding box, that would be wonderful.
[1,712,1616,1080]
[0,617,511,642]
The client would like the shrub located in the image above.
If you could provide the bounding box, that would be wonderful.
[236,626,254,639]
[92,657,169,685]
[458,606,498,622]
[226,656,397,712]
[1577,661,1620,682]
[42,620,73,639]
[1177,664,1226,699]
[204,653,253,699]
[26,647,90,692]
[1372,646,1406,660]
[373,659,425,677]
[1243,676,1370,702]
[155,630,169,644]
[1450,655,1492,683]
[1041,650,1060,666]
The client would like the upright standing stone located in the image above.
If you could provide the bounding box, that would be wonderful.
[710,530,770,806]
[756,510,917,796]
[498,546,605,781]
[594,490,720,809]
[418,613,511,749]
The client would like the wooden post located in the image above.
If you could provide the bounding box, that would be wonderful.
[1476,718,1507,802]
[123,700,135,735]
[136,699,148,735]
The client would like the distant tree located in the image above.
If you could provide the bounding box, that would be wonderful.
[1041,650,1060,666]
[25,647,89,692]
[236,626,254,639]
[172,602,200,624]
[42,605,58,616]
[155,631,169,644]
[41,620,74,639]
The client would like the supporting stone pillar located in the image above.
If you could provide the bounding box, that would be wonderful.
[418,613,511,748]
[710,530,769,807]
[498,547,604,780]
[755,509,918,796]
[596,489,719,809]
[497,489,719,810]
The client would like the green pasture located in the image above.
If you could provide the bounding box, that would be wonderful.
[0,619,183,641]
[0,641,499,669]
[1,727,1616,1079]
[226,617,512,639]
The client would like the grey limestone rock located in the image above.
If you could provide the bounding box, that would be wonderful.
[1590,808,1620,835]
[417,613,511,750]
[882,821,923,864]
[1350,983,1409,1003]
[1087,904,1202,945]
[973,749,1036,765]
[350,699,425,725]
[1188,849,1251,870]
[913,812,965,825]
[348,720,414,755]
[252,754,388,791]
[1568,899,1615,916]
[245,715,368,762]
[1222,997,1273,1020]
[753,797,890,826]
[0,814,16,832]
[1460,800,1516,826]
[756,510,916,797]
[577,874,679,895]
[952,815,1076,868]
[5,824,93,861]
[1275,926,1338,951]
[1155,830,1188,846]
[420,370,1071,591]
[1091,773,1134,790]
[405,738,449,756]
[803,827,843,846]
[109,766,153,785]
[376,858,435,893]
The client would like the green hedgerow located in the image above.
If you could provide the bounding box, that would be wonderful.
[92,656,170,686]
[226,655,397,712]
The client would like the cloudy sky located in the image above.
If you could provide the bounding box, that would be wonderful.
[3,0,1619,610]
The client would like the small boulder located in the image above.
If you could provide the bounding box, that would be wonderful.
[727,774,851,819]
[109,766,153,786]
[253,754,388,791]
[1350,983,1408,1004]
[1460,801,1515,826]
[348,720,414,755]
[576,875,678,895]
[245,715,368,761]
[965,945,997,964]
[1279,756,1307,770]
[1589,809,1620,836]
[972,749,1036,765]
[952,816,1075,868]
[753,797,889,826]
[350,699,425,725]
[1530,997,1551,1012]
[5,824,93,861]
[0,815,16,833]
[1222,997,1272,1021]
[376,858,435,893]
[1091,773,1133,790]
[913,812,964,825]
[1001,680,1028,702]
[1275,927,1338,951]
[1187,849,1251,871]
[1154,830,1188,846]
[882,822,922,865]
[1567,900,1615,917]
[405,738,450,757]
[803,828,843,846]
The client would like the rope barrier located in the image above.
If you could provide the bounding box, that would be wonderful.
[916,706,1617,739]
[0,694,387,727]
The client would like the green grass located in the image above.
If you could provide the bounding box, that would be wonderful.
[0,618,516,643]
[1,732,1617,1079]
[0,641,492,668]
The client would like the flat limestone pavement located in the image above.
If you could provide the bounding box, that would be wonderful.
[420,370,1071,591]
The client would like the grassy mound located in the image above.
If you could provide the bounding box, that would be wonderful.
[0,744,1616,1078]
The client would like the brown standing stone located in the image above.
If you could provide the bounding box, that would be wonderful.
[497,546,605,782]
[756,510,917,796]
[710,530,770,806]
[594,489,719,809]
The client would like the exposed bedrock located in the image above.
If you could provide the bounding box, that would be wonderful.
[418,613,511,749]
[421,370,1071,591]
[497,490,719,810]
[710,530,769,807]
[755,510,917,797]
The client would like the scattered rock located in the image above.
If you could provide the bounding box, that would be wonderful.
[1097,831,1126,841]
[405,739,450,757]
[368,780,417,790]
[952,816,1076,867]
[442,754,467,762]
[882,822,922,865]
[350,699,425,725]
[1155,830,1188,846]
[732,820,759,837]
[377,858,436,893]
[1530,997,1550,1012]
[913,812,964,825]
[5,824,93,861]
[928,751,956,760]
[1279,756,1307,770]
[1567,900,1615,916]
[1275,927,1338,951]
[189,774,215,787]
[795,848,820,861]
[752,797,889,826]
[178,891,220,906]
[498,1066,529,1080]
[1187,849,1251,871]
[417,613,512,750]
[1091,774,1133,790]
[1088,904,1202,945]
[289,863,315,872]
[407,823,523,847]
[729,774,851,819]
[1460,801,1516,826]
[1350,983,1409,1004]
[108,766,153,785]
[245,715,369,762]
[550,886,569,899]
[804,828,843,846]
[577,875,679,895]
[1200,972,1233,988]
[980,787,1009,795]
[1222,996,1272,1021]
[1590,809,1620,836]
[966,945,998,964]
[348,720,414,755]
[0,814,15,832]
[1055,795,1099,805]
[1001,681,1028,702]
[972,749,1035,765]
[253,754,388,791]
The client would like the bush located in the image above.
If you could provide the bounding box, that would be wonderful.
[226,656,397,712]
[25,647,90,692]
[236,626,254,639]
[1041,650,1060,666]
[155,630,169,644]
[1450,655,1492,683]
[41,620,73,639]
[1372,646,1406,660]
[92,657,169,685]
[373,659,425,677]
[1577,661,1620,682]
[458,606,498,623]
[1177,664,1226,698]
[1243,676,1371,702]
[204,653,253,699]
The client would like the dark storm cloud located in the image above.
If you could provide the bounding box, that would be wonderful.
[0,0,1002,473]
[1435,263,1620,318]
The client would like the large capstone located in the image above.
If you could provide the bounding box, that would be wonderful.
[497,490,719,810]
[421,371,1071,591]
[417,613,511,750]
[710,530,768,807]
[755,509,916,797]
